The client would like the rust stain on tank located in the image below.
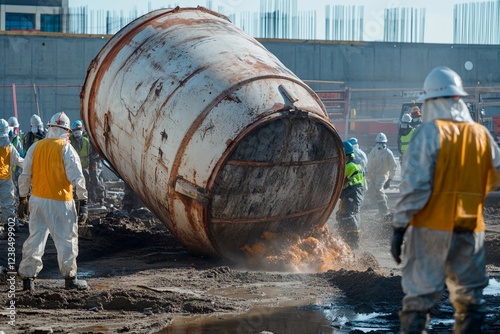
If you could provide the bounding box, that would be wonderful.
[160,130,168,141]
[224,94,241,103]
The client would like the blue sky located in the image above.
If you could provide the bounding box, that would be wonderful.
[67,0,483,43]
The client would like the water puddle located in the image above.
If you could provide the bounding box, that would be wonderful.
[484,277,500,296]
[158,277,500,333]
[157,306,340,334]
[77,269,96,278]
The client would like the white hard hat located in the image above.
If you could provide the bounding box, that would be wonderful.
[47,111,71,131]
[8,116,19,128]
[0,119,10,137]
[417,66,468,102]
[30,114,43,127]
[375,132,388,143]
[401,113,412,123]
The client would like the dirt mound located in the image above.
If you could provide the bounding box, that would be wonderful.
[15,287,238,314]
[325,268,403,304]
[77,209,176,261]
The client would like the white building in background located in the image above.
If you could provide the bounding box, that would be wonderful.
[325,5,364,41]
[454,0,500,44]
[0,0,69,32]
[2,0,499,45]
[384,7,426,43]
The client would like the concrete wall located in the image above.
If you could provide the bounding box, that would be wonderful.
[0,32,106,130]
[263,39,500,89]
[1,32,500,134]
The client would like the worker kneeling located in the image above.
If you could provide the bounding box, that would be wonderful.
[336,141,366,250]
[18,111,89,291]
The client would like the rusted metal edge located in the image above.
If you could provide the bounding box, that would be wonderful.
[210,204,329,224]
[175,177,209,205]
[206,111,337,191]
[170,74,327,190]
[195,6,231,22]
[225,158,340,167]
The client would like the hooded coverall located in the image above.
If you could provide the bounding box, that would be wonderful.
[352,145,368,172]
[0,136,24,229]
[21,129,45,157]
[365,142,397,216]
[9,131,24,195]
[393,97,500,333]
[18,126,87,280]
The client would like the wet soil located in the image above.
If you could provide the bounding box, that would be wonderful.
[0,186,499,333]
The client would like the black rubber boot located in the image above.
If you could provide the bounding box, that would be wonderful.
[399,310,429,334]
[23,278,35,291]
[453,311,484,334]
[65,277,89,290]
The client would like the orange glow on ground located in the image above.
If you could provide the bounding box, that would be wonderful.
[242,226,354,273]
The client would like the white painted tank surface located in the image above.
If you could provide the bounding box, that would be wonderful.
[81,7,345,258]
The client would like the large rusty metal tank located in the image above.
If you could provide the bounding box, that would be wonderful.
[80,7,345,259]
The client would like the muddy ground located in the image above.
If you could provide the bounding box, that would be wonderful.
[0,182,499,333]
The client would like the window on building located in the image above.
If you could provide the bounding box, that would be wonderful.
[41,14,61,32]
[5,13,35,31]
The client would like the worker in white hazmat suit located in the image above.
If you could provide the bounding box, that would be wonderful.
[7,116,23,196]
[364,132,397,218]
[391,66,500,333]
[0,119,24,236]
[21,114,45,157]
[18,111,89,291]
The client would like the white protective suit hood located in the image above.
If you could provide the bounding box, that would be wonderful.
[0,137,11,146]
[46,126,69,140]
[421,97,474,124]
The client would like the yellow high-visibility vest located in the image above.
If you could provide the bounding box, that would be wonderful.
[0,146,11,180]
[31,138,73,201]
[343,159,365,189]
[410,120,499,232]
[400,128,415,155]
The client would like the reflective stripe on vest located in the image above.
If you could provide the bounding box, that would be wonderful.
[344,160,365,189]
[31,138,73,201]
[400,128,415,154]
[0,145,11,180]
[410,120,498,232]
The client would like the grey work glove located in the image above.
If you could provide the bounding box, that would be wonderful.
[78,200,88,224]
[390,227,406,264]
[18,196,29,219]
[383,178,391,189]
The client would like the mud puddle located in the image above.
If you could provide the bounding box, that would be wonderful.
[158,277,500,334]
[156,302,396,333]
